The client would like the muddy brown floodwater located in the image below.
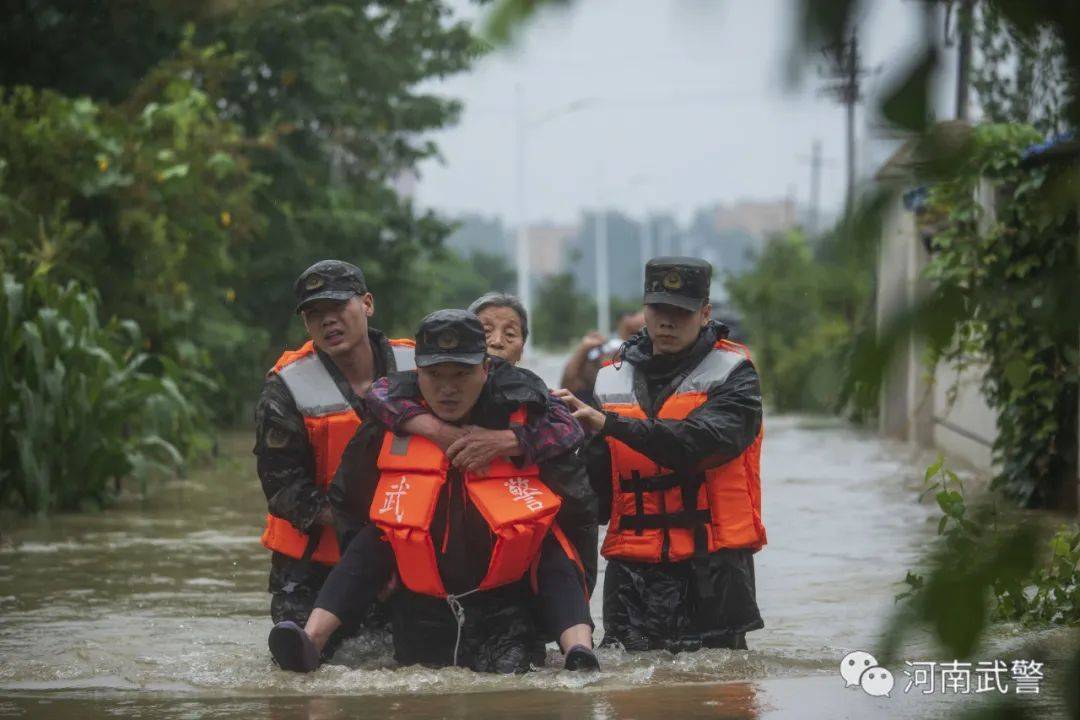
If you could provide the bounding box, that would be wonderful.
[1,353,1075,719]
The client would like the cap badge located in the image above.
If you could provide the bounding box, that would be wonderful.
[662,270,684,290]
[304,275,324,291]
[437,331,459,350]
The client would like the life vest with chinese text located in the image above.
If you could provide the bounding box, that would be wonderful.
[370,408,569,598]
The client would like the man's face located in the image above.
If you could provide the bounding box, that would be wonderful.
[417,361,489,422]
[644,302,711,355]
[301,294,373,358]
[476,305,525,365]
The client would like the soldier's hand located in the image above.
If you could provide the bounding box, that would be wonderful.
[552,388,607,433]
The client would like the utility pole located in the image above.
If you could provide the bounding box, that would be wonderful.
[513,84,531,337]
[594,210,610,336]
[808,139,823,234]
[955,0,974,120]
[821,33,870,219]
[640,216,652,287]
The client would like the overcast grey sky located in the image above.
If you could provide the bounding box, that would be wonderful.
[415,0,958,226]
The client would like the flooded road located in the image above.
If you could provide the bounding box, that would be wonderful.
[1,354,1075,718]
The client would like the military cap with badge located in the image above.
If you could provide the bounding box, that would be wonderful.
[293,260,369,313]
[415,309,488,367]
[643,256,712,310]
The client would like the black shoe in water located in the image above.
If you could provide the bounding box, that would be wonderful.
[563,644,600,671]
[268,621,321,672]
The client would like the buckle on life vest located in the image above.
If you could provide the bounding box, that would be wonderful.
[619,508,711,531]
[617,472,684,493]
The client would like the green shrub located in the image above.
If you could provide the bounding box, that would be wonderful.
[0,273,198,513]
[896,458,1080,635]
[725,229,871,413]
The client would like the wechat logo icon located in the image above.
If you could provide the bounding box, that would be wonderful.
[840,650,894,698]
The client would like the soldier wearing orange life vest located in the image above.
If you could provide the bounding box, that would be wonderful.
[268,310,599,673]
[555,257,766,653]
[255,260,420,634]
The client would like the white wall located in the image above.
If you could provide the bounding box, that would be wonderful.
[875,185,998,474]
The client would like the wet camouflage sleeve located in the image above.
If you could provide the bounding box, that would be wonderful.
[583,435,614,526]
[253,374,326,532]
[599,361,763,474]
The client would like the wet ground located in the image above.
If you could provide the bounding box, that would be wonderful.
[1,354,1075,718]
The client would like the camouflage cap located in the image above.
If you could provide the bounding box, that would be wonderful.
[415,309,487,367]
[643,256,712,311]
[294,260,368,313]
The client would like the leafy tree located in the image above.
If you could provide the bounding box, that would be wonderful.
[425,250,516,317]
[725,230,868,413]
[0,51,263,421]
[972,2,1072,136]
[0,0,210,101]
[532,272,597,349]
[200,2,480,348]
[2,2,481,420]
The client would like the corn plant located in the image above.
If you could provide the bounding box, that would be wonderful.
[1,273,198,513]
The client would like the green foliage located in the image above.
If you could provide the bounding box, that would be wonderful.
[922,123,1079,508]
[1007,524,1080,626]
[0,49,265,423]
[725,229,872,413]
[201,1,480,346]
[482,0,571,45]
[973,2,1071,136]
[532,272,597,349]
[0,274,195,514]
[892,458,1079,667]
[1,2,481,512]
[424,250,516,319]
[0,1,212,101]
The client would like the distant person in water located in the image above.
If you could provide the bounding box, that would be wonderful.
[560,310,645,406]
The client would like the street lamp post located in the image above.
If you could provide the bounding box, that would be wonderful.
[513,88,595,351]
[514,85,530,343]
[595,208,610,336]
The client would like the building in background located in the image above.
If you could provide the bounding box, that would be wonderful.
[441,196,802,315]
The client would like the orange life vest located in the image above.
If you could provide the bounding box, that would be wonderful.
[595,338,766,563]
[370,408,565,598]
[259,338,416,565]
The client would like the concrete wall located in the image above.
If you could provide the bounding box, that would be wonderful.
[875,189,998,474]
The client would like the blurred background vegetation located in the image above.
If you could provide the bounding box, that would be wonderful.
[0,1,486,512]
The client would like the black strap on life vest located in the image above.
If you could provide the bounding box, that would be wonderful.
[618,508,711,531]
[618,471,710,531]
[679,473,716,612]
[618,469,713,575]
